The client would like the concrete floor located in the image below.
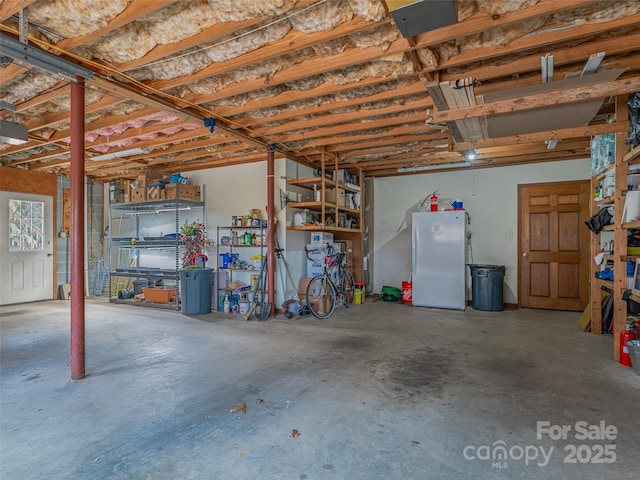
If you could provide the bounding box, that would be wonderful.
[1,299,638,480]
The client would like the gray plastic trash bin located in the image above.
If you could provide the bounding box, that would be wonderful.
[627,340,640,376]
[469,264,506,311]
[132,278,149,295]
[180,268,212,315]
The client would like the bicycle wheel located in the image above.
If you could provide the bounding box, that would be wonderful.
[341,269,355,308]
[306,276,336,319]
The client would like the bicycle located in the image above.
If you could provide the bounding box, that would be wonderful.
[304,245,355,319]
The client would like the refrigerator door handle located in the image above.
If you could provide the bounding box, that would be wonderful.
[412,226,417,273]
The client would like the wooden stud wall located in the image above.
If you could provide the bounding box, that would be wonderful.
[612,95,629,361]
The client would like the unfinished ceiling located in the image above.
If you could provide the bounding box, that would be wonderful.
[1,0,639,180]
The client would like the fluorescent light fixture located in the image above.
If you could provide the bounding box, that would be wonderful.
[0,34,94,81]
[90,147,149,161]
[397,162,471,173]
[463,149,477,161]
[156,207,191,213]
[125,206,192,216]
[0,119,29,145]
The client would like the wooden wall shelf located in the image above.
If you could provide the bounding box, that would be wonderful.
[286,150,365,281]
[590,95,634,361]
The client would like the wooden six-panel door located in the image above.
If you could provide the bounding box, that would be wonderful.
[519,181,590,311]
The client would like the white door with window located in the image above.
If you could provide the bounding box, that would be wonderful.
[0,192,54,305]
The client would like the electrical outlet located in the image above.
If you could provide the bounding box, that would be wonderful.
[507,230,513,240]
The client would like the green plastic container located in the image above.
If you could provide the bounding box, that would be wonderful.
[380,285,402,301]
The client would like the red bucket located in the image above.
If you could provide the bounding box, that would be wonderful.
[402,281,412,305]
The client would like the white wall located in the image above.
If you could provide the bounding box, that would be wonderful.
[371,159,590,304]
[186,159,295,306]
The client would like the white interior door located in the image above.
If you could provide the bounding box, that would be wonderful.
[0,192,54,305]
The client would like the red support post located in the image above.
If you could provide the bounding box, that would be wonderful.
[70,77,85,380]
[267,149,275,317]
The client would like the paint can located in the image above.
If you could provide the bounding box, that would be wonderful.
[193,254,208,267]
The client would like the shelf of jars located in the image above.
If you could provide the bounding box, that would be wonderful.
[286,170,362,232]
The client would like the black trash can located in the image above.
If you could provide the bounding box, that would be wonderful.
[180,268,213,315]
[469,264,506,311]
[132,278,149,295]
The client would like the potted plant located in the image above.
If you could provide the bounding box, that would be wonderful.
[180,220,211,267]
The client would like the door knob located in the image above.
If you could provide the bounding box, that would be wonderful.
[47,253,54,257]
[523,252,529,257]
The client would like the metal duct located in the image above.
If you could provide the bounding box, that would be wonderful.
[386,0,458,38]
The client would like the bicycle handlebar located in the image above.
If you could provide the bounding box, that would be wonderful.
[304,243,333,260]
[304,243,343,267]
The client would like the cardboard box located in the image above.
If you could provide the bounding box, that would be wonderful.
[325,188,345,207]
[146,184,165,200]
[306,244,341,279]
[298,277,332,314]
[109,179,123,204]
[334,239,353,266]
[299,277,313,297]
[307,296,332,315]
[333,169,358,185]
[579,291,608,332]
[165,184,200,200]
[307,259,324,278]
[578,306,591,332]
[122,180,131,203]
[138,171,166,189]
[306,244,328,277]
[131,187,146,202]
[310,232,333,245]
[109,179,133,204]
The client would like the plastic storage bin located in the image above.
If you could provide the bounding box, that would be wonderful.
[180,268,213,315]
[469,264,506,311]
[142,287,176,304]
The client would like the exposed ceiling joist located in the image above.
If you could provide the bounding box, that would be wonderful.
[2,0,638,178]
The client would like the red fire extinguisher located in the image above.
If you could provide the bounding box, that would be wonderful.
[430,192,438,212]
[620,325,636,367]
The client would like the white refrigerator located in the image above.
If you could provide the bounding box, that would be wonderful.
[411,211,467,310]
